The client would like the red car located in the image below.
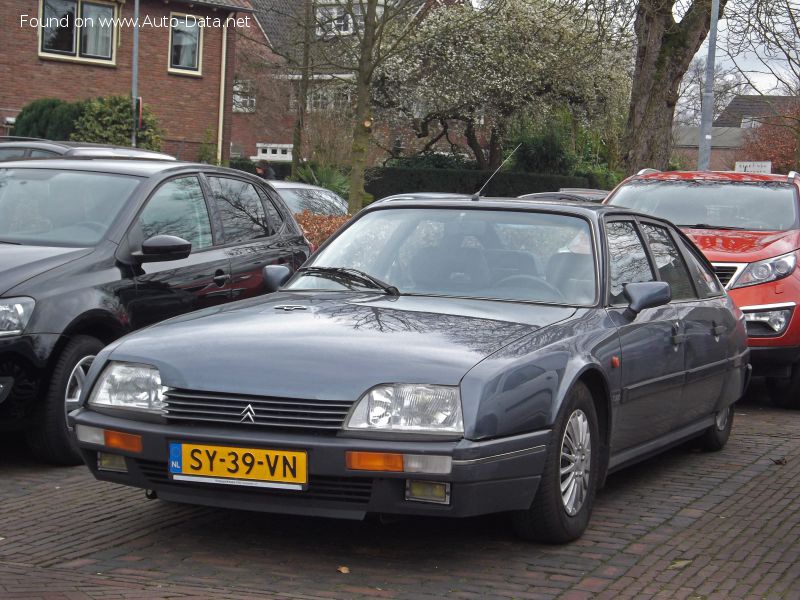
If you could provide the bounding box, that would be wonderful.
[606,170,800,408]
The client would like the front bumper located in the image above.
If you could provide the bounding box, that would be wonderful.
[71,409,548,520]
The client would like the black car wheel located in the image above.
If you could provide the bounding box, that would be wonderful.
[700,404,734,452]
[26,335,105,465]
[511,381,600,543]
[766,366,800,409]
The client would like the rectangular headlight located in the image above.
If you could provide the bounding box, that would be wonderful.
[88,362,167,414]
[345,384,463,434]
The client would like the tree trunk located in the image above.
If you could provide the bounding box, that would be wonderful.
[348,0,379,213]
[488,126,503,169]
[622,0,727,174]
[291,0,313,179]
[464,119,488,170]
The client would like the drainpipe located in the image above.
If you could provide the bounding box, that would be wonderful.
[131,0,140,147]
[216,19,228,165]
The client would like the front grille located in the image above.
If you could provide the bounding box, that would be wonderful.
[164,389,353,433]
[134,460,373,504]
[712,264,739,287]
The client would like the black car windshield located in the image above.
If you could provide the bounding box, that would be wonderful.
[0,168,141,247]
[286,207,597,305]
[608,180,798,231]
[277,187,348,216]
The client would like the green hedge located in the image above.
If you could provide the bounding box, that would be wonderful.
[364,167,589,200]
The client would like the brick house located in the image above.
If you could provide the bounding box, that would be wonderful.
[1,0,253,162]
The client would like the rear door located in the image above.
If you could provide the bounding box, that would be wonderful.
[204,175,306,301]
[125,175,232,329]
[605,218,685,452]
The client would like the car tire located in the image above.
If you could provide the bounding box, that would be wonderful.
[766,368,800,409]
[26,335,105,466]
[700,404,734,452]
[511,381,600,544]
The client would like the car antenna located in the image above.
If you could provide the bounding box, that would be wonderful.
[471,143,522,201]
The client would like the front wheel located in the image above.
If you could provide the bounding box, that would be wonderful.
[511,382,600,543]
[26,335,105,465]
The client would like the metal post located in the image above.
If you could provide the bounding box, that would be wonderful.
[131,0,140,147]
[698,0,721,171]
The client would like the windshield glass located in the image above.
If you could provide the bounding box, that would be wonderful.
[285,207,597,305]
[277,187,348,215]
[608,180,798,231]
[0,168,141,247]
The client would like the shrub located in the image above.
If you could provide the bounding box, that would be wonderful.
[386,152,479,171]
[572,164,623,190]
[197,128,217,164]
[295,163,350,198]
[512,129,578,175]
[229,157,258,174]
[364,167,589,199]
[14,98,85,140]
[70,96,163,150]
[294,211,351,248]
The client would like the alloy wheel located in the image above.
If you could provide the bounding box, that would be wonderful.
[64,355,95,429]
[560,409,592,516]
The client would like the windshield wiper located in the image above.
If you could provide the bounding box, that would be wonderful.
[298,266,400,296]
[678,223,749,231]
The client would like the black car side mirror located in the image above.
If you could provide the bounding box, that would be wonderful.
[622,281,671,320]
[264,265,293,293]
[133,235,192,263]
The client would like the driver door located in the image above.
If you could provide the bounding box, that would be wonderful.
[123,175,232,330]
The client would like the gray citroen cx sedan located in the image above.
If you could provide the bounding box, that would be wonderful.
[71,197,749,542]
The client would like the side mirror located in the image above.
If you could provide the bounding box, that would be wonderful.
[264,264,292,293]
[133,235,192,263]
[622,281,671,320]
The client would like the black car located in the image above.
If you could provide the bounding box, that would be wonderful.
[0,138,175,161]
[70,197,749,542]
[0,158,311,464]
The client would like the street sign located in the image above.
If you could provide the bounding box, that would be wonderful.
[735,161,772,174]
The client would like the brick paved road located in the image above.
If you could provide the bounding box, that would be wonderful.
[1,382,798,600]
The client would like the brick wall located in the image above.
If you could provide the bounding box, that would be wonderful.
[0,0,245,162]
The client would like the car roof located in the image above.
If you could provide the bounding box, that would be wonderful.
[0,140,176,159]
[267,180,339,193]
[633,170,793,183]
[0,158,251,178]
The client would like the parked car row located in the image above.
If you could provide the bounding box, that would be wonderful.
[0,144,791,543]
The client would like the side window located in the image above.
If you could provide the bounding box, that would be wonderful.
[0,148,27,160]
[29,149,60,158]
[258,189,286,233]
[139,177,212,251]
[640,223,696,300]
[606,221,655,304]
[207,177,273,243]
[679,238,723,297]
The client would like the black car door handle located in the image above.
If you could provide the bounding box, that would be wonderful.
[712,322,726,336]
[671,322,685,346]
[213,271,230,287]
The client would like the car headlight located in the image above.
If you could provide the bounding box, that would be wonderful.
[88,362,167,414]
[0,297,35,337]
[346,384,463,434]
[732,252,797,289]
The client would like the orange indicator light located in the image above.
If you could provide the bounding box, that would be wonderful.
[346,451,404,472]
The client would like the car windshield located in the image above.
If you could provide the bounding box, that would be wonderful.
[608,179,798,231]
[277,187,348,216]
[0,168,141,247]
[286,207,597,305]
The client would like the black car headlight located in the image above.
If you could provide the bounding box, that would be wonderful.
[0,297,35,337]
[88,362,167,414]
[731,252,797,289]
[345,384,464,434]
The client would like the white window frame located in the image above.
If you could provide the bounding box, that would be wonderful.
[252,143,293,163]
[168,12,204,76]
[38,0,118,66]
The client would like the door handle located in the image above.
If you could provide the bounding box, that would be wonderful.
[712,321,726,337]
[671,322,685,346]
[213,270,230,287]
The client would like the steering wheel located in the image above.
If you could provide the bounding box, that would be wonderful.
[73,221,107,233]
[493,275,565,302]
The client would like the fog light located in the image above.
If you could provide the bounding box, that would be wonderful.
[744,308,792,334]
[76,424,104,445]
[405,480,450,504]
[97,452,128,473]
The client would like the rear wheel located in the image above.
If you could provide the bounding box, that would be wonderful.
[511,382,600,543]
[26,335,105,465]
[700,404,734,451]
[766,365,800,409]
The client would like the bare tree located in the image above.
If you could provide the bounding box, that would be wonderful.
[675,57,750,126]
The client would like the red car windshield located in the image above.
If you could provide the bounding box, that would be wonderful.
[608,180,798,232]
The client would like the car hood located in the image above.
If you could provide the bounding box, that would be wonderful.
[683,228,800,263]
[108,292,577,401]
[0,244,93,296]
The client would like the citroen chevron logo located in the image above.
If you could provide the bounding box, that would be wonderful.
[240,403,256,424]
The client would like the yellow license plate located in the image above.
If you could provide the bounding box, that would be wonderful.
[168,443,307,490]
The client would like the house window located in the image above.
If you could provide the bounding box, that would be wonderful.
[233,80,256,113]
[169,14,202,75]
[40,0,116,64]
